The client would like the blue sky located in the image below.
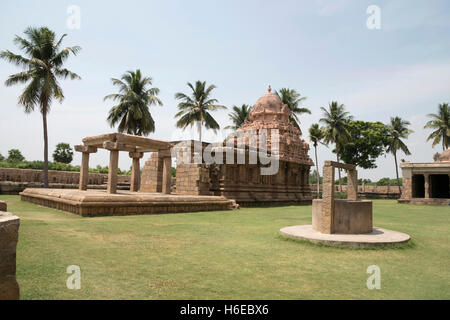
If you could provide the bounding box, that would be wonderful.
[1,0,449,180]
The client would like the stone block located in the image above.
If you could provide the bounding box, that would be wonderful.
[0,201,6,211]
[0,212,20,300]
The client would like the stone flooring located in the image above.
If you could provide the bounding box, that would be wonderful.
[20,188,237,217]
[280,225,411,247]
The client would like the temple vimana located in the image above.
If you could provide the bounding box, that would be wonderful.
[141,86,314,206]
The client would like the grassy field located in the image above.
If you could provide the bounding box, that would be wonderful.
[1,195,449,300]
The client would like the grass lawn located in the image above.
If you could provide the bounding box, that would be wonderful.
[1,195,449,300]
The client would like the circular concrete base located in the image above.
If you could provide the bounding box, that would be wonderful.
[280,225,410,247]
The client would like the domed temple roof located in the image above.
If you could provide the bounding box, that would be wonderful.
[233,86,313,166]
[249,86,290,122]
[439,147,450,162]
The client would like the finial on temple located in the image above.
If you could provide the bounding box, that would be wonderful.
[268,85,271,93]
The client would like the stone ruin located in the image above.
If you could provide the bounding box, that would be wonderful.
[142,86,314,206]
[280,161,410,246]
[312,161,372,234]
[399,147,450,205]
[0,200,20,299]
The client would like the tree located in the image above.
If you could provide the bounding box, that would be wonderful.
[275,88,310,129]
[320,101,353,191]
[0,153,4,162]
[174,81,226,141]
[338,121,390,169]
[53,143,74,164]
[308,123,324,198]
[433,152,441,162]
[225,104,252,130]
[105,69,162,136]
[7,149,25,163]
[424,103,450,151]
[0,26,81,187]
[386,117,413,194]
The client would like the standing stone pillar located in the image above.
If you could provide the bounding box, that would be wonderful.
[162,156,172,194]
[74,145,97,191]
[107,150,119,194]
[80,152,90,191]
[321,163,335,234]
[424,173,430,199]
[347,169,358,200]
[129,152,144,192]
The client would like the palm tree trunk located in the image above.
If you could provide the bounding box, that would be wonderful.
[314,144,320,198]
[42,111,49,188]
[337,152,342,192]
[197,121,202,142]
[394,152,401,194]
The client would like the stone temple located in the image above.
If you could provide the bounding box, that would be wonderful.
[399,147,450,205]
[21,87,314,216]
[151,86,314,206]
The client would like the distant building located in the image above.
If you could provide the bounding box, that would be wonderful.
[399,148,450,205]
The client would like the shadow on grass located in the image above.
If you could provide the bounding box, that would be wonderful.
[276,233,416,251]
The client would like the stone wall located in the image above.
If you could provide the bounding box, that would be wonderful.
[0,168,131,194]
[309,184,401,198]
[176,163,212,195]
[140,153,163,192]
[0,209,20,300]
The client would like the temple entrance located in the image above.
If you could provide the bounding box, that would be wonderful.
[412,174,424,198]
[430,174,450,198]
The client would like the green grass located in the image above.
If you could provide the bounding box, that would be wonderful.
[1,195,449,300]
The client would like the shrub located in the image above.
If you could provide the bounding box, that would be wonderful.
[53,143,74,164]
[7,149,25,163]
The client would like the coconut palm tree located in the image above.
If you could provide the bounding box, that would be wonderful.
[387,117,413,194]
[105,69,162,136]
[309,123,324,198]
[319,101,353,192]
[424,103,450,151]
[0,26,81,187]
[225,104,253,130]
[275,88,310,129]
[174,81,226,141]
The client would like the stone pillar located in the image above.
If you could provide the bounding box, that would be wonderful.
[129,152,144,192]
[321,164,335,234]
[347,169,358,200]
[107,150,119,194]
[75,145,97,191]
[79,152,90,191]
[162,156,172,194]
[424,173,430,199]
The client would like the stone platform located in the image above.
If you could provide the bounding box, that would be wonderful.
[280,225,411,247]
[398,198,450,206]
[20,188,237,217]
